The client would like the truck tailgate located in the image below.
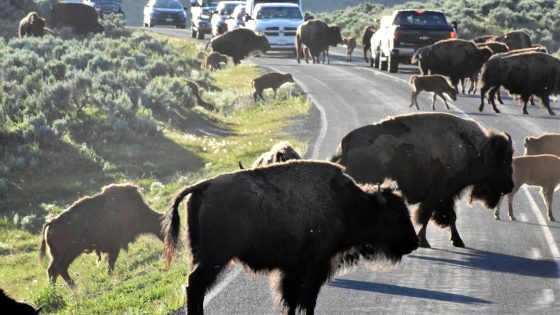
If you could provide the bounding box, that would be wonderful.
[397,26,453,49]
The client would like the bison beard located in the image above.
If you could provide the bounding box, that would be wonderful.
[163,160,418,315]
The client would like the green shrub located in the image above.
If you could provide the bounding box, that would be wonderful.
[32,285,67,313]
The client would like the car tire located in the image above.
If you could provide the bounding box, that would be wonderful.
[388,55,398,73]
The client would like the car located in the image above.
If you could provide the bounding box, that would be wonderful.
[244,3,304,51]
[191,0,219,39]
[211,1,244,37]
[225,4,246,32]
[82,0,124,17]
[143,0,187,28]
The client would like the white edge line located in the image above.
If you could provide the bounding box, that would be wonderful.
[204,267,243,307]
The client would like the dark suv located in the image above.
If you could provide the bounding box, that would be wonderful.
[143,0,187,28]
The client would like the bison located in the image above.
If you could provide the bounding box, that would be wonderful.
[296,19,342,64]
[162,160,419,315]
[342,36,357,62]
[201,52,228,71]
[251,72,294,102]
[39,184,163,286]
[0,289,40,315]
[47,3,104,35]
[494,30,532,50]
[361,24,377,63]
[207,28,270,65]
[495,154,560,221]
[252,142,301,168]
[409,75,457,111]
[477,41,509,54]
[411,39,493,92]
[479,52,559,115]
[331,112,514,248]
[18,12,49,38]
[524,133,560,156]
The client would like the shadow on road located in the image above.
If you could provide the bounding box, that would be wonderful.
[328,279,491,304]
[409,248,559,278]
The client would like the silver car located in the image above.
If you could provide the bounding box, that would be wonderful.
[210,1,243,36]
[226,4,246,32]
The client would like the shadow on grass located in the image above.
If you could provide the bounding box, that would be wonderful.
[328,279,491,304]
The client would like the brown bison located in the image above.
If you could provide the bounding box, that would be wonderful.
[361,24,377,63]
[524,133,560,156]
[163,160,419,315]
[296,19,342,64]
[331,112,514,248]
[411,39,493,92]
[252,142,301,168]
[207,28,270,65]
[479,52,559,115]
[201,52,228,71]
[0,289,40,315]
[47,3,104,35]
[472,35,495,43]
[409,74,457,111]
[251,72,294,102]
[39,184,163,286]
[494,30,532,50]
[477,41,509,54]
[18,12,49,38]
[342,36,357,62]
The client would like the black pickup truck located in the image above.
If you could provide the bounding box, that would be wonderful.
[370,10,456,72]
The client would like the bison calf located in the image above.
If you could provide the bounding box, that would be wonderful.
[409,75,457,111]
[19,12,48,38]
[39,184,163,286]
[201,52,228,71]
[163,160,418,315]
[251,72,294,102]
[524,133,560,156]
[252,142,301,168]
[0,289,40,315]
[342,36,357,62]
[495,155,560,221]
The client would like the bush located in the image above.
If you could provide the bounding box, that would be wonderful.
[32,285,67,313]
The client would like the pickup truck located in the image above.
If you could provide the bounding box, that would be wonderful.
[370,9,456,73]
[245,3,303,51]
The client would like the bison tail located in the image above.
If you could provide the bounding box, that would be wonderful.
[330,144,343,163]
[39,221,51,262]
[204,40,211,51]
[162,181,210,268]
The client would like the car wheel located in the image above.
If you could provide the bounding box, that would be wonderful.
[388,55,398,73]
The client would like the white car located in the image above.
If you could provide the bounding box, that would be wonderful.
[210,1,244,36]
[225,4,246,32]
[245,3,303,51]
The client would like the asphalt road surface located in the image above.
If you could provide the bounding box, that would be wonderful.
[146,27,560,314]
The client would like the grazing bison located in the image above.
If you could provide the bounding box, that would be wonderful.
[342,36,357,62]
[201,52,228,71]
[331,112,514,248]
[48,3,104,35]
[479,52,559,115]
[296,19,342,64]
[411,39,493,92]
[207,28,270,65]
[409,75,457,111]
[0,289,40,315]
[18,12,48,38]
[361,24,377,63]
[494,30,532,50]
[252,142,301,168]
[524,133,560,156]
[251,72,294,102]
[495,154,560,221]
[39,184,163,286]
[163,160,419,315]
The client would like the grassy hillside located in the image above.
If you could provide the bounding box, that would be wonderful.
[0,15,311,314]
[315,0,560,53]
[303,0,407,12]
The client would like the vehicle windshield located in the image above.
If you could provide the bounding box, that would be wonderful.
[219,3,240,15]
[256,7,302,20]
[155,0,183,9]
[197,0,219,7]
[394,11,449,26]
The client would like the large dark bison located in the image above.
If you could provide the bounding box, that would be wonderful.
[331,112,514,248]
[361,24,377,63]
[163,160,419,315]
[479,52,559,115]
[47,3,104,35]
[411,39,493,92]
[207,28,270,65]
[39,184,163,286]
[0,289,41,315]
[18,12,49,38]
[296,19,342,64]
[494,30,532,50]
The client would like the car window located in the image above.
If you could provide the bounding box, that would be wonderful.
[219,3,238,15]
[394,11,449,26]
[256,7,302,20]
[155,0,182,9]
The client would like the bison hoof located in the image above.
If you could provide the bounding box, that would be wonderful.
[494,214,500,220]
[478,105,484,112]
[549,111,556,116]
[493,109,500,113]
[418,239,431,248]
[523,111,529,115]
[509,216,516,221]
[549,216,555,222]
[451,238,465,248]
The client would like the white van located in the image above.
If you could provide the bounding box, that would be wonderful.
[245,3,303,51]
[245,0,301,17]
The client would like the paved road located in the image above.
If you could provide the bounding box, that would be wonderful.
[148,27,560,314]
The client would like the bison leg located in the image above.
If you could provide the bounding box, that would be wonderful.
[273,88,278,99]
[507,185,521,221]
[56,258,76,287]
[521,94,530,115]
[414,203,433,248]
[488,86,501,113]
[410,91,420,110]
[539,94,556,116]
[431,198,464,247]
[278,270,304,315]
[431,93,438,111]
[479,85,489,112]
[494,195,503,220]
[541,186,555,222]
[449,223,465,248]
[300,262,331,315]
[186,263,224,315]
[496,87,504,105]
[460,78,466,94]
[107,248,120,273]
[438,92,450,110]
[363,46,369,63]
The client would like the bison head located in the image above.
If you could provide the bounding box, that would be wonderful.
[478,47,493,63]
[255,34,271,53]
[328,26,343,47]
[470,132,514,208]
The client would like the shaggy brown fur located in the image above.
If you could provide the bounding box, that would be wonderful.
[19,12,47,38]
[207,28,270,64]
[296,19,342,64]
[39,184,163,286]
[409,75,457,110]
[524,133,560,156]
[342,36,357,62]
[495,155,560,221]
[201,52,228,71]
[252,142,302,168]
[186,80,214,111]
[361,24,377,63]
[0,289,40,315]
[251,72,294,102]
